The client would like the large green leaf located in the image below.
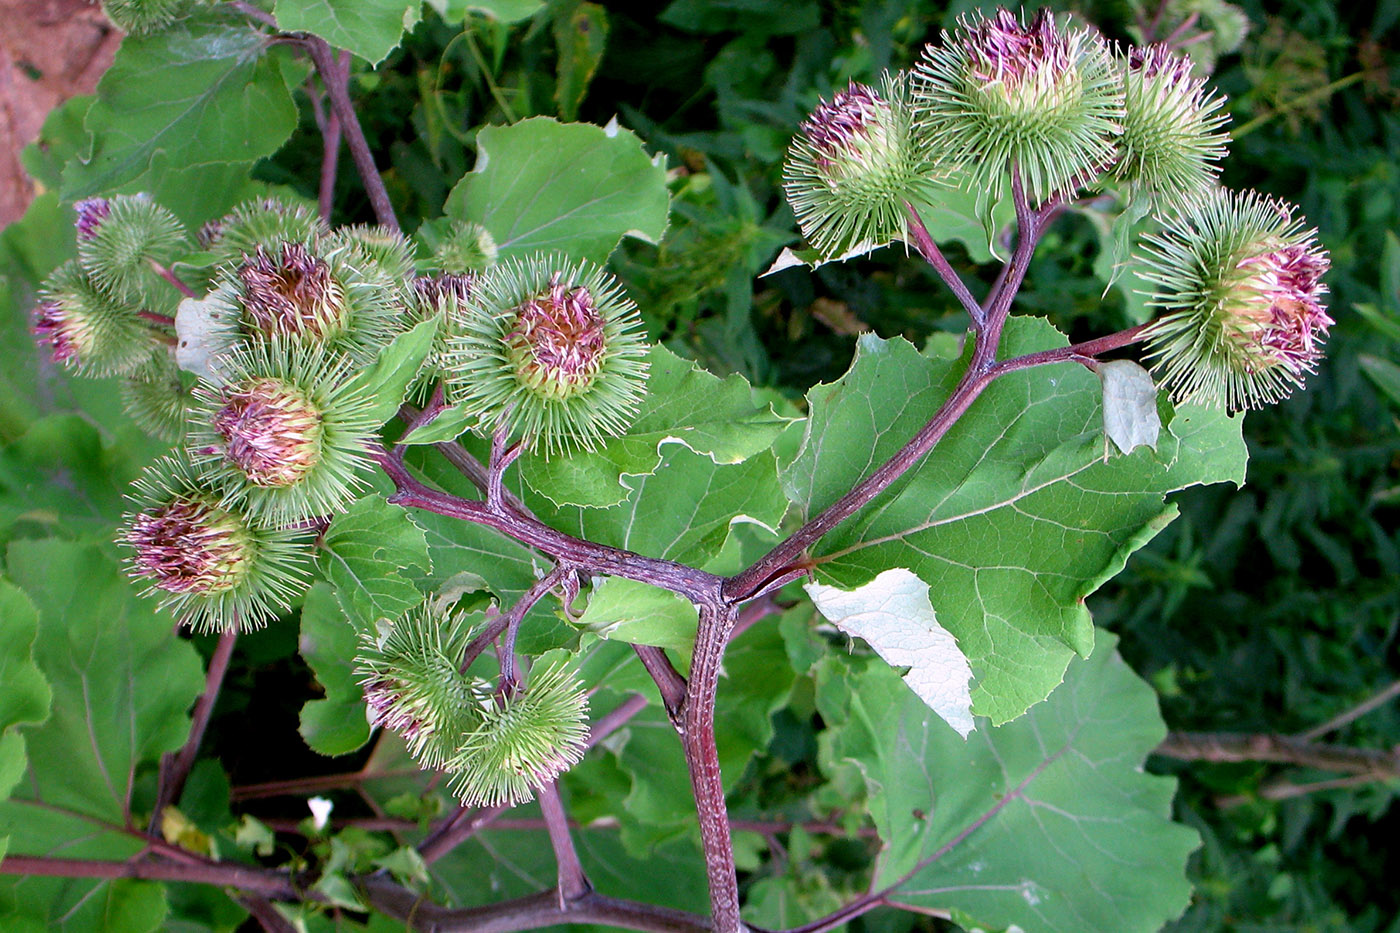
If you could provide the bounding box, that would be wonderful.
[517,343,793,508]
[316,496,432,627]
[0,540,205,930]
[63,12,297,199]
[274,0,420,64]
[299,583,372,756]
[541,446,786,568]
[785,321,1246,723]
[444,117,669,265]
[816,632,1197,933]
[0,581,50,736]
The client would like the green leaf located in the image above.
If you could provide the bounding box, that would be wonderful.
[400,404,473,445]
[784,322,1246,723]
[817,631,1197,933]
[63,12,298,199]
[518,344,793,508]
[540,446,787,568]
[444,117,669,265]
[0,580,50,735]
[351,319,440,425]
[553,3,609,122]
[574,577,698,650]
[907,184,1014,265]
[275,0,420,64]
[427,0,543,23]
[299,583,372,756]
[0,540,203,930]
[316,496,431,627]
[1359,354,1400,410]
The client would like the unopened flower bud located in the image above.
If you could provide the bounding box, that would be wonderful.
[784,72,946,256]
[432,220,498,273]
[913,8,1123,204]
[446,255,649,454]
[200,197,327,261]
[1114,44,1229,202]
[76,193,187,302]
[446,652,589,807]
[355,606,486,769]
[101,0,192,34]
[1140,189,1331,410]
[122,457,310,631]
[33,260,152,376]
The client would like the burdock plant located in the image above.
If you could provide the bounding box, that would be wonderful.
[14,7,1341,933]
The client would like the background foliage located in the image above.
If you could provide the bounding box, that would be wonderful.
[0,0,1397,931]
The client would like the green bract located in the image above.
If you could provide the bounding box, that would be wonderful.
[783,71,947,257]
[122,456,312,632]
[446,651,589,807]
[33,260,154,377]
[75,194,188,301]
[1114,44,1229,203]
[121,347,193,441]
[188,339,379,524]
[445,254,649,454]
[431,219,499,273]
[912,8,1123,205]
[1138,188,1332,410]
[354,605,489,769]
[101,0,192,36]
[199,197,329,267]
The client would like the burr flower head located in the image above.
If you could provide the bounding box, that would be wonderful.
[199,197,328,261]
[238,243,349,341]
[433,220,499,273]
[33,260,152,377]
[414,273,476,311]
[912,7,1123,204]
[1139,189,1332,410]
[101,0,191,35]
[506,273,608,400]
[74,198,112,242]
[189,340,378,525]
[122,457,311,632]
[211,378,325,488]
[446,254,649,454]
[128,496,255,596]
[1114,43,1229,203]
[76,193,188,302]
[784,71,948,256]
[355,606,487,769]
[121,348,192,441]
[446,652,589,807]
[196,237,401,367]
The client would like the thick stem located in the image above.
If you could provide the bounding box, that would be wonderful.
[302,37,398,230]
[374,449,723,604]
[0,854,304,900]
[150,630,238,834]
[683,602,743,933]
[537,782,591,905]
